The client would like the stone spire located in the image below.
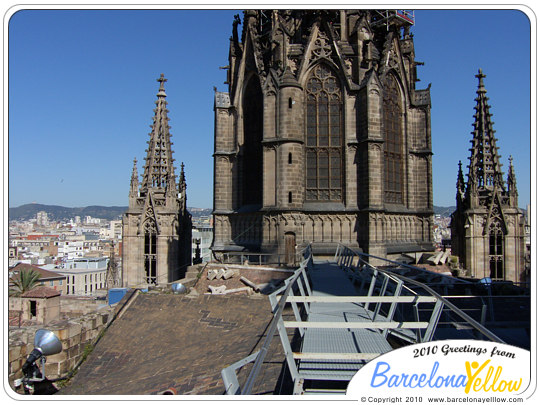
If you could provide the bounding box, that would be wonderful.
[178,162,188,213]
[129,158,139,198]
[178,162,186,194]
[507,156,518,198]
[140,74,176,195]
[456,160,465,202]
[466,69,505,193]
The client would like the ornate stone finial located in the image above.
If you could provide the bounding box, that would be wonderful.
[233,13,241,41]
[507,155,518,196]
[179,162,187,192]
[130,157,139,198]
[157,73,167,97]
[131,157,138,177]
[475,68,486,91]
[457,160,466,198]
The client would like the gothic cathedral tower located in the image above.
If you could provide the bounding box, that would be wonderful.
[122,74,192,287]
[213,10,434,262]
[451,70,525,282]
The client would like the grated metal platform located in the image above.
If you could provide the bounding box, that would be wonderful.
[297,261,393,381]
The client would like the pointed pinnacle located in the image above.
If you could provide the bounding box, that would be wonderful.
[475,68,486,91]
[157,73,167,97]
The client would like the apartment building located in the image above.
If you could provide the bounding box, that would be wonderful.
[56,257,108,296]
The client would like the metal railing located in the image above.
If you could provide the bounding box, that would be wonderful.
[221,244,505,395]
[334,244,506,343]
[221,252,299,267]
[221,245,313,395]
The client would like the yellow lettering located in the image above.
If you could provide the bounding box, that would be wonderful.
[464,361,524,394]
[482,365,494,391]
[473,378,483,391]
[509,379,522,392]
[496,380,507,392]
[464,360,491,394]
[492,366,503,391]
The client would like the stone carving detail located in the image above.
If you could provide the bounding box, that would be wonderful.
[344,57,353,77]
[387,49,400,72]
[263,77,277,96]
[259,213,358,245]
[375,213,431,244]
[289,58,299,75]
[311,30,332,61]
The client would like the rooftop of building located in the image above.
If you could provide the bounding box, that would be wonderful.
[21,286,61,299]
[10,263,66,281]
[57,292,289,395]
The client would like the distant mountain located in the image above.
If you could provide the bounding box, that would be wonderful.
[8,204,128,221]
[188,207,213,218]
[433,205,527,217]
[433,206,456,216]
[8,203,464,222]
[9,204,212,222]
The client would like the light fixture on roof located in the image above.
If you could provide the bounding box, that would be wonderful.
[14,329,62,394]
[171,282,187,294]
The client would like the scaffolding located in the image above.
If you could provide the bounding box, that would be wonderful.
[372,10,415,28]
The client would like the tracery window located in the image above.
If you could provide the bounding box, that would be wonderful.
[383,74,404,204]
[305,64,343,201]
[143,219,157,285]
[489,220,504,279]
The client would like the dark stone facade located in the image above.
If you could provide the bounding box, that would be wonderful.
[212,10,434,262]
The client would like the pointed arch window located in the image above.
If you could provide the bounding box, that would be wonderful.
[305,64,343,201]
[383,74,404,204]
[143,219,157,285]
[488,220,505,279]
[242,75,263,206]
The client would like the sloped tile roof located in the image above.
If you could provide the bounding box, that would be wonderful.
[57,293,287,395]
[11,263,66,280]
[20,286,61,298]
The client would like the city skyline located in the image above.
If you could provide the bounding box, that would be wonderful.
[8,8,532,209]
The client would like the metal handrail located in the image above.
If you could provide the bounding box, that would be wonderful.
[337,244,505,343]
[240,264,306,394]
[222,244,506,395]
[227,244,313,395]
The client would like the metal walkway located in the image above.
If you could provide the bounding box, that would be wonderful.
[294,260,394,384]
[221,244,505,395]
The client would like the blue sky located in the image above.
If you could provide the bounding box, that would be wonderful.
[8,8,532,209]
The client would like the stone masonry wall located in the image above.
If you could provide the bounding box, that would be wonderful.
[7,307,113,391]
